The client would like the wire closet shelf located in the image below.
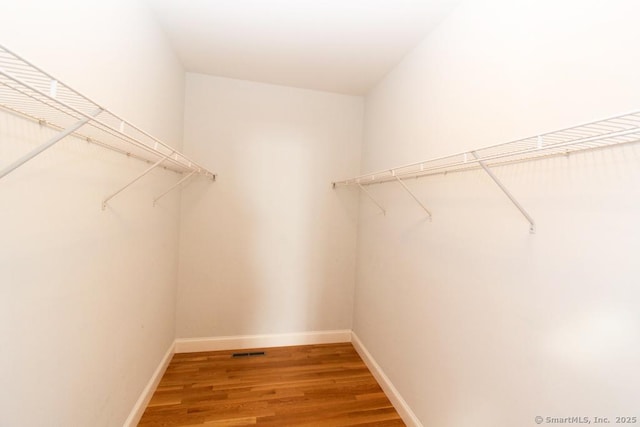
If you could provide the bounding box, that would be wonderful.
[0,44,215,207]
[333,111,640,188]
[333,110,640,233]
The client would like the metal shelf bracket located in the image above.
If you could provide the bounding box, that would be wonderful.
[357,182,386,215]
[153,170,196,206]
[102,153,171,210]
[393,172,432,220]
[0,108,102,179]
[471,151,536,234]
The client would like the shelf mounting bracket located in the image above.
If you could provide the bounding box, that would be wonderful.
[0,108,102,180]
[357,182,386,215]
[153,170,196,206]
[102,153,171,210]
[471,151,536,234]
[394,173,432,220]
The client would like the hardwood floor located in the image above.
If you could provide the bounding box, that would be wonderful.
[138,343,405,426]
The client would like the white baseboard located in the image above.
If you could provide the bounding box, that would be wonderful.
[174,329,352,353]
[123,341,175,427]
[351,331,423,427]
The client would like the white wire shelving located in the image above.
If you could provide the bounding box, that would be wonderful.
[333,110,640,233]
[0,44,215,209]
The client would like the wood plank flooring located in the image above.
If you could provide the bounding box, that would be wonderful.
[138,343,405,426]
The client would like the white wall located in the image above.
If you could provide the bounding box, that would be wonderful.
[0,1,185,425]
[354,1,640,426]
[177,73,362,338]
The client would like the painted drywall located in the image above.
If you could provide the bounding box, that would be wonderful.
[0,1,185,425]
[176,73,362,338]
[353,1,640,426]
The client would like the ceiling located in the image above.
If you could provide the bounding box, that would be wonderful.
[145,0,459,95]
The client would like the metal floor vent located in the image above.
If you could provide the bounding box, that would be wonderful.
[232,351,266,358]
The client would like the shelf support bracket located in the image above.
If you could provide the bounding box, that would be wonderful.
[0,108,102,180]
[471,151,536,234]
[394,174,432,219]
[102,153,171,210]
[357,183,386,215]
[153,170,196,206]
